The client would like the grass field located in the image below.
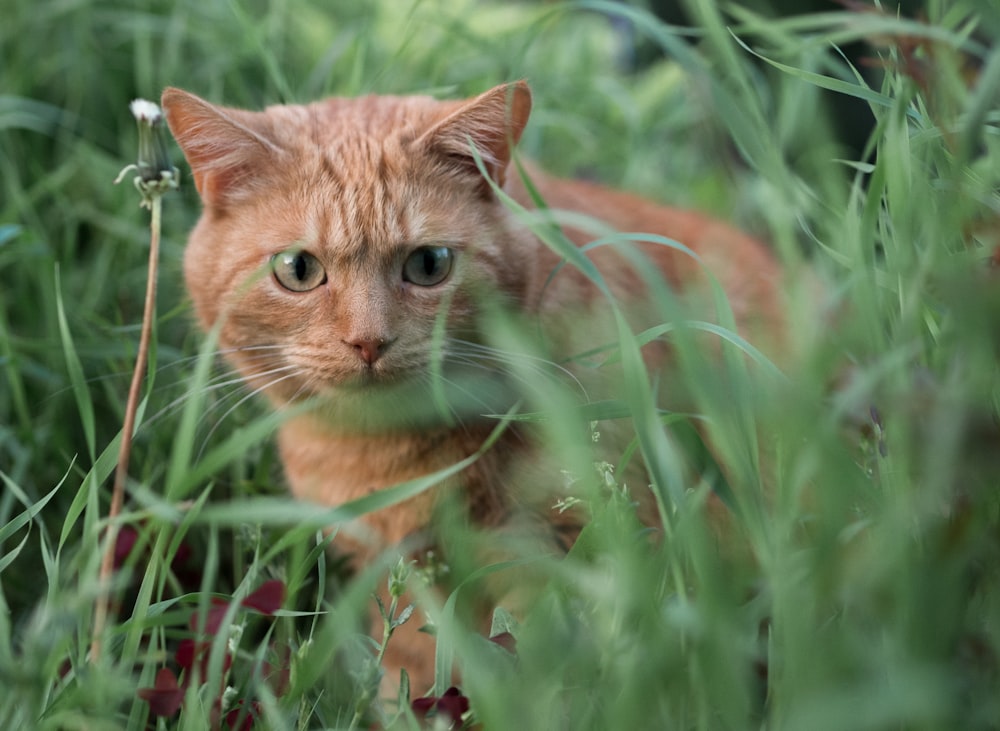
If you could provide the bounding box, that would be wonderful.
[3,0,1000,728]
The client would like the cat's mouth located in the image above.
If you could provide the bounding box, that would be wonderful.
[339,368,397,389]
[284,356,525,429]
[327,361,417,391]
[289,351,411,392]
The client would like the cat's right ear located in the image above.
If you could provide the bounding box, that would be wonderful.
[160,88,283,208]
[417,81,532,192]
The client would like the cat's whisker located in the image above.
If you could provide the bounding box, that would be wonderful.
[139,343,288,407]
[427,370,503,415]
[43,344,290,408]
[444,339,589,399]
[413,372,487,431]
[144,362,295,429]
[439,350,550,395]
[459,349,582,390]
[194,368,303,460]
[286,372,323,404]
[447,337,577,376]
[41,352,210,406]
[437,352,507,376]
[441,352,559,401]
[156,344,288,376]
[183,343,287,359]
[202,363,299,407]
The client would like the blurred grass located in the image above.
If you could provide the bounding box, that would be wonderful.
[3,0,1000,729]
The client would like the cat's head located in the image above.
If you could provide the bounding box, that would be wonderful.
[162,82,535,413]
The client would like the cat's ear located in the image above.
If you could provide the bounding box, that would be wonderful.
[160,87,283,207]
[418,81,531,191]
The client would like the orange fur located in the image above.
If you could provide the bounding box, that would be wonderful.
[162,81,783,691]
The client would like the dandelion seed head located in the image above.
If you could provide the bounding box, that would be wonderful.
[118,97,179,203]
[129,99,163,124]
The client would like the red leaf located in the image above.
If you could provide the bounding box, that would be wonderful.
[175,637,232,681]
[411,696,436,718]
[224,700,261,730]
[489,631,517,654]
[436,687,470,723]
[411,686,469,726]
[137,667,185,717]
[264,652,291,697]
[206,601,230,634]
[171,539,193,567]
[190,598,231,634]
[113,525,141,569]
[175,639,199,670]
[242,580,285,615]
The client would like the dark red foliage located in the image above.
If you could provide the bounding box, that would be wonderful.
[175,637,232,679]
[188,580,285,636]
[112,522,198,589]
[171,539,193,567]
[412,686,470,727]
[113,525,141,569]
[136,580,287,719]
[174,638,200,670]
[137,667,185,718]
[241,579,286,615]
[411,697,435,715]
[488,631,517,654]
[206,600,230,634]
[224,700,262,731]
[188,597,231,635]
[263,646,292,697]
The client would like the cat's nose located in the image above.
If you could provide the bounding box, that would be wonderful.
[344,337,391,366]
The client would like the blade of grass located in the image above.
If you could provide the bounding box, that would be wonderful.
[0,467,70,573]
[55,265,96,461]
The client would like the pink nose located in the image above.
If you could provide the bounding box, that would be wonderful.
[345,337,390,365]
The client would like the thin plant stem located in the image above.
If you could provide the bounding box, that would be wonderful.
[348,593,398,731]
[89,194,162,664]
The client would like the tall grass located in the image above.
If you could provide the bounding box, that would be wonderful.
[2,0,999,729]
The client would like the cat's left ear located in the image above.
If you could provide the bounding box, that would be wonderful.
[160,87,284,208]
[418,81,531,191]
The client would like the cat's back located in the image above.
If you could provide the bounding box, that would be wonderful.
[506,163,784,343]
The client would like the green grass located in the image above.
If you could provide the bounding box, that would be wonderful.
[3,0,1000,728]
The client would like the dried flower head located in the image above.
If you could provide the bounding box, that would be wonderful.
[115,97,179,207]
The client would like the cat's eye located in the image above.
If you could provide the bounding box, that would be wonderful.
[271,250,327,292]
[403,246,454,287]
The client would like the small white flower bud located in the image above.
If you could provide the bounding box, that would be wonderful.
[115,97,179,206]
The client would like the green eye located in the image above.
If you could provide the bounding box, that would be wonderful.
[271,250,326,292]
[403,246,454,287]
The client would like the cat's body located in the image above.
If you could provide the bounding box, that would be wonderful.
[162,81,783,690]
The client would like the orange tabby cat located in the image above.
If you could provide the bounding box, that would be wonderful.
[161,81,783,691]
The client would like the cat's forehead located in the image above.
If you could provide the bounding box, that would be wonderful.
[274,95,460,254]
[304,94,441,148]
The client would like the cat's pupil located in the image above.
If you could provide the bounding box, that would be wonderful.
[420,250,436,276]
[271,249,326,292]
